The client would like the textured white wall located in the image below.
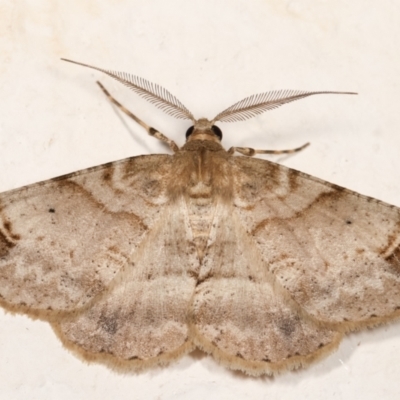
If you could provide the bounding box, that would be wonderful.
[0,1,399,399]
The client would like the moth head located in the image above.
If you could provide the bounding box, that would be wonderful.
[185,118,223,143]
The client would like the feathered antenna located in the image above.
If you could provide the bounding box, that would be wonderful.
[61,59,195,122]
[212,90,357,123]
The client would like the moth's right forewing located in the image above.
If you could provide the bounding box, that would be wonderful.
[0,155,173,317]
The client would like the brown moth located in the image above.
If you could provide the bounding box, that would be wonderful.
[0,59,399,377]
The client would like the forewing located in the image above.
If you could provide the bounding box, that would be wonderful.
[191,202,341,375]
[232,156,400,327]
[52,199,199,368]
[0,155,173,315]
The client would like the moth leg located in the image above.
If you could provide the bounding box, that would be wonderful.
[228,142,309,156]
[96,81,179,152]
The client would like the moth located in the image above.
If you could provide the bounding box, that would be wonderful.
[0,59,399,377]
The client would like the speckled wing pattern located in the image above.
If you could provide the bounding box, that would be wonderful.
[191,155,400,374]
[0,155,174,314]
[1,144,400,375]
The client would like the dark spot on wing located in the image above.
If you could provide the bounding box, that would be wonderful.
[98,313,119,335]
[102,163,115,182]
[3,221,20,240]
[278,318,296,336]
[385,243,400,274]
[142,179,161,197]
[0,230,15,257]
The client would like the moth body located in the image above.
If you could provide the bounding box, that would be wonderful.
[1,60,398,377]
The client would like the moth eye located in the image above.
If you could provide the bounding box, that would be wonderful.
[211,125,223,140]
[185,126,194,138]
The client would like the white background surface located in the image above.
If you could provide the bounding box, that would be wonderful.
[1,1,400,399]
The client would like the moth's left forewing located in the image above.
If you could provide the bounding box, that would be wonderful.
[232,156,400,329]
